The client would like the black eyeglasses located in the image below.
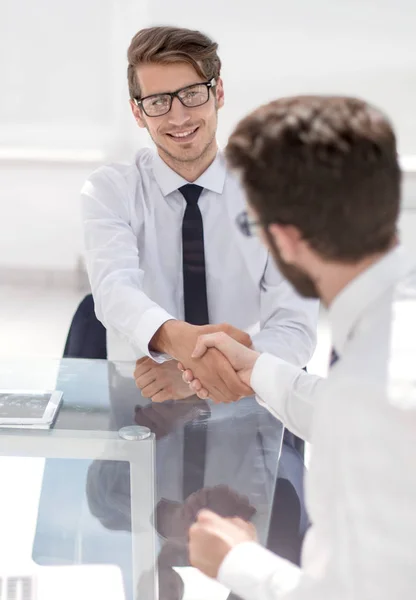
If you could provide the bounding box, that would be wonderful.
[236,211,263,237]
[134,78,216,117]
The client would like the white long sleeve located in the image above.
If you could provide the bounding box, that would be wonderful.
[213,249,416,600]
[82,166,175,361]
[218,542,303,600]
[250,353,324,442]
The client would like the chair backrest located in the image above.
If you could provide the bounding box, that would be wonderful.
[63,294,107,360]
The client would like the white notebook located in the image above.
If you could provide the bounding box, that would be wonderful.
[0,565,125,600]
[0,390,63,429]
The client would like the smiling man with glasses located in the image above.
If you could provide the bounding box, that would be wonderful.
[82,24,317,404]
[81,25,318,563]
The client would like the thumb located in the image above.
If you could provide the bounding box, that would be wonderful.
[191,332,229,358]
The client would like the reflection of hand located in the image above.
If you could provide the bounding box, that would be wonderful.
[156,485,256,541]
[189,509,257,579]
[150,321,253,404]
[182,484,256,525]
[178,332,260,400]
[134,357,194,402]
[134,399,210,440]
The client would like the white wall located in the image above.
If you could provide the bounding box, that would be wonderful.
[0,0,144,272]
[1,0,416,272]
[0,161,95,270]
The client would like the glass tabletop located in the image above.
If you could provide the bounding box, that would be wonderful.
[0,358,284,600]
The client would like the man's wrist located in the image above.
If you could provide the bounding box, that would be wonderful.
[240,352,260,388]
[150,320,192,356]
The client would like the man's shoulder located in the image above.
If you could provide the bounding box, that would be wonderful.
[83,147,155,191]
[344,259,416,411]
[388,263,416,410]
[395,261,416,302]
[390,260,416,370]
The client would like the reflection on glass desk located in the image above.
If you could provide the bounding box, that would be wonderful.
[0,358,284,600]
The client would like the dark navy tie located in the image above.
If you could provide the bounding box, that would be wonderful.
[329,347,339,368]
[179,184,209,326]
[179,184,208,499]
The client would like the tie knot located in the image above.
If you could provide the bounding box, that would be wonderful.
[179,184,203,206]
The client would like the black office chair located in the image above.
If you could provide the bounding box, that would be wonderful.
[63,294,107,359]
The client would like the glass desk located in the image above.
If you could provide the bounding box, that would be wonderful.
[0,358,284,600]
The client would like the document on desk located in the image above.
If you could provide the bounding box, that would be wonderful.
[0,390,63,429]
[0,565,125,600]
[174,567,230,600]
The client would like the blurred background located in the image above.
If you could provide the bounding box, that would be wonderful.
[1,0,416,364]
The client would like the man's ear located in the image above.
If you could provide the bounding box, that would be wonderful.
[268,224,302,263]
[215,77,224,110]
[129,99,146,129]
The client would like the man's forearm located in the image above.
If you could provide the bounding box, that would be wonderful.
[151,321,253,357]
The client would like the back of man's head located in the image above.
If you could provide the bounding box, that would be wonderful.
[226,96,401,262]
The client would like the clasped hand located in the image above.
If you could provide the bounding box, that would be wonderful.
[135,323,256,404]
[178,331,261,401]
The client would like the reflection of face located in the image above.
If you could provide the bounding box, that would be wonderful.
[265,229,320,299]
[134,62,223,166]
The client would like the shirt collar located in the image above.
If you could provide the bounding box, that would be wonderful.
[329,245,413,356]
[152,150,227,197]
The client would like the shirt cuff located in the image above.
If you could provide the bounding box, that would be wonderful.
[250,352,302,418]
[251,352,293,396]
[218,541,301,600]
[133,306,176,363]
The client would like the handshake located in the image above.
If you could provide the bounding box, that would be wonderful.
[134,320,261,404]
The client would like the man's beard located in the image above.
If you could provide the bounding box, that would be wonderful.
[266,231,320,299]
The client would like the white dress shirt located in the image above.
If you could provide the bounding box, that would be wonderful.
[219,246,416,600]
[81,148,318,362]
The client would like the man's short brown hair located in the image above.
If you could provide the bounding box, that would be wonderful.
[127,26,221,99]
[226,96,401,262]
